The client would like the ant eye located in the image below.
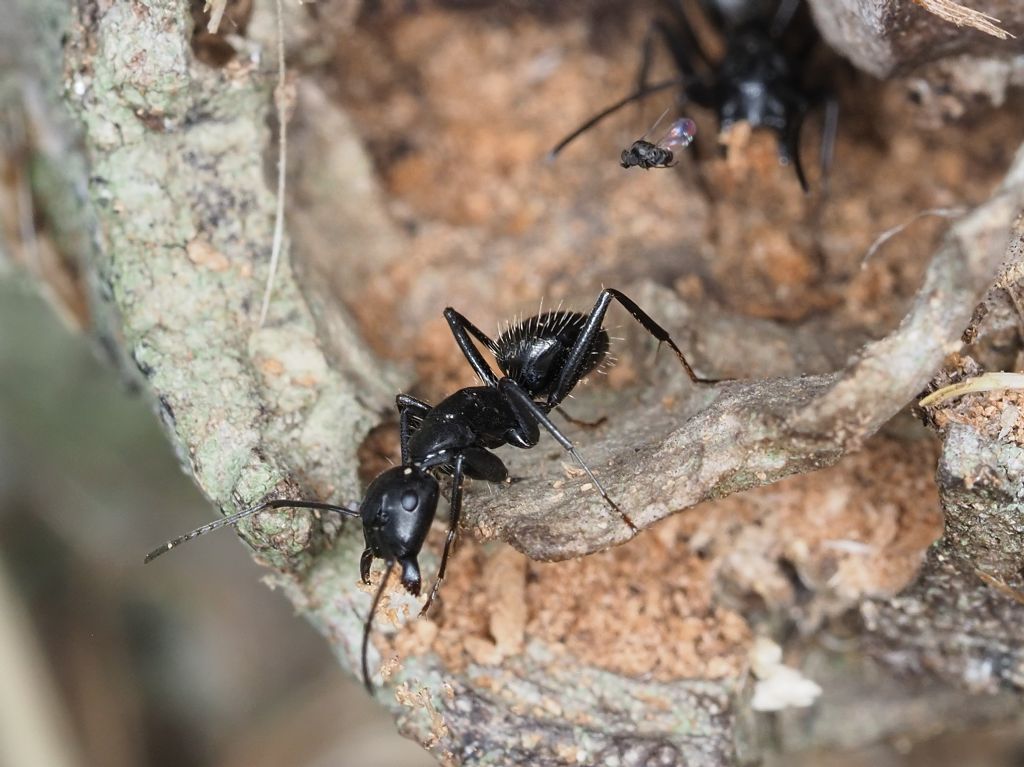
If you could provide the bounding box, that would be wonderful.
[400,491,418,511]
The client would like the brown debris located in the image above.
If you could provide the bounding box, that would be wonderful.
[382,435,941,684]
[912,0,1014,40]
[186,238,231,271]
[976,570,1024,605]
[928,388,1024,447]
[483,546,528,660]
[394,682,449,750]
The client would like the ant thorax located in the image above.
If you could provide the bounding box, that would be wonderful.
[492,311,609,399]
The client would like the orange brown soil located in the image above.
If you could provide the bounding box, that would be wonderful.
[311,5,1014,682]
[322,7,1019,399]
[380,434,942,682]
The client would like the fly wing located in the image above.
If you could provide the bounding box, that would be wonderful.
[657,117,697,152]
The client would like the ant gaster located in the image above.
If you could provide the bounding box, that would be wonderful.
[145,289,717,694]
[551,0,838,191]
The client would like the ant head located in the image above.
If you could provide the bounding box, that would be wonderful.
[359,465,439,596]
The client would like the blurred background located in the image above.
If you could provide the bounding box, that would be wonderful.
[0,275,432,767]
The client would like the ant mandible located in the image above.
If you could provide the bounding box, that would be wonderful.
[551,0,838,191]
[145,289,717,693]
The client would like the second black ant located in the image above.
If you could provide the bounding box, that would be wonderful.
[551,0,838,192]
[145,289,718,694]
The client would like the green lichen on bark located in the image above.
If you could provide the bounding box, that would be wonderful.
[57,0,390,577]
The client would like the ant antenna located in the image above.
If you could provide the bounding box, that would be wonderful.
[567,447,638,533]
[143,499,360,563]
[548,77,686,160]
[362,562,395,695]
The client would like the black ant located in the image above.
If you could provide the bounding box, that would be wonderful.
[551,0,838,192]
[145,289,717,694]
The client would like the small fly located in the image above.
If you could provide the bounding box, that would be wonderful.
[620,117,697,170]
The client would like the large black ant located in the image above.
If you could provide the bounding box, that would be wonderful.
[145,289,716,693]
[551,0,838,191]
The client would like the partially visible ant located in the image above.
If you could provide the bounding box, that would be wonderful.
[145,289,719,694]
[551,0,838,192]
[621,116,697,169]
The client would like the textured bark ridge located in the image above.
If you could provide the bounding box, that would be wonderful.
[860,420,1024,692]
[807,0,1024,77]
[5,0,1024,765]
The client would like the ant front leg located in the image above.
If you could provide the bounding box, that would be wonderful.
[548,288,719,410]
[498,378,638,534]
[396,393,432,465]
[421,453,466,615]
[444,308,501,387]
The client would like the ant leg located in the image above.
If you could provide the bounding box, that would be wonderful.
[549,78,685,159]
[461,446,509,482]
[556,406,608,429]
[636,21,657,95]
[360,548,373,584]
[637,17,700,97]
[396,393,431,464]
[499,378,638,533]
[362,560,395,696]
[658,2,710,77]
[444,307,501,387]
[779,111,809,193]
[144,499,360,563]
[421,454,466,615]
[819,96,839,192]
[547,288,719,409]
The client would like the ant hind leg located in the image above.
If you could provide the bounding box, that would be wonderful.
[548,288,722,411]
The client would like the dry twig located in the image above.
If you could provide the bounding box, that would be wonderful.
[258,0,289,327]
[204,0,229,34]
[861,207,966,268]
[920,372,1024,407]
[912,0,1014,39]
